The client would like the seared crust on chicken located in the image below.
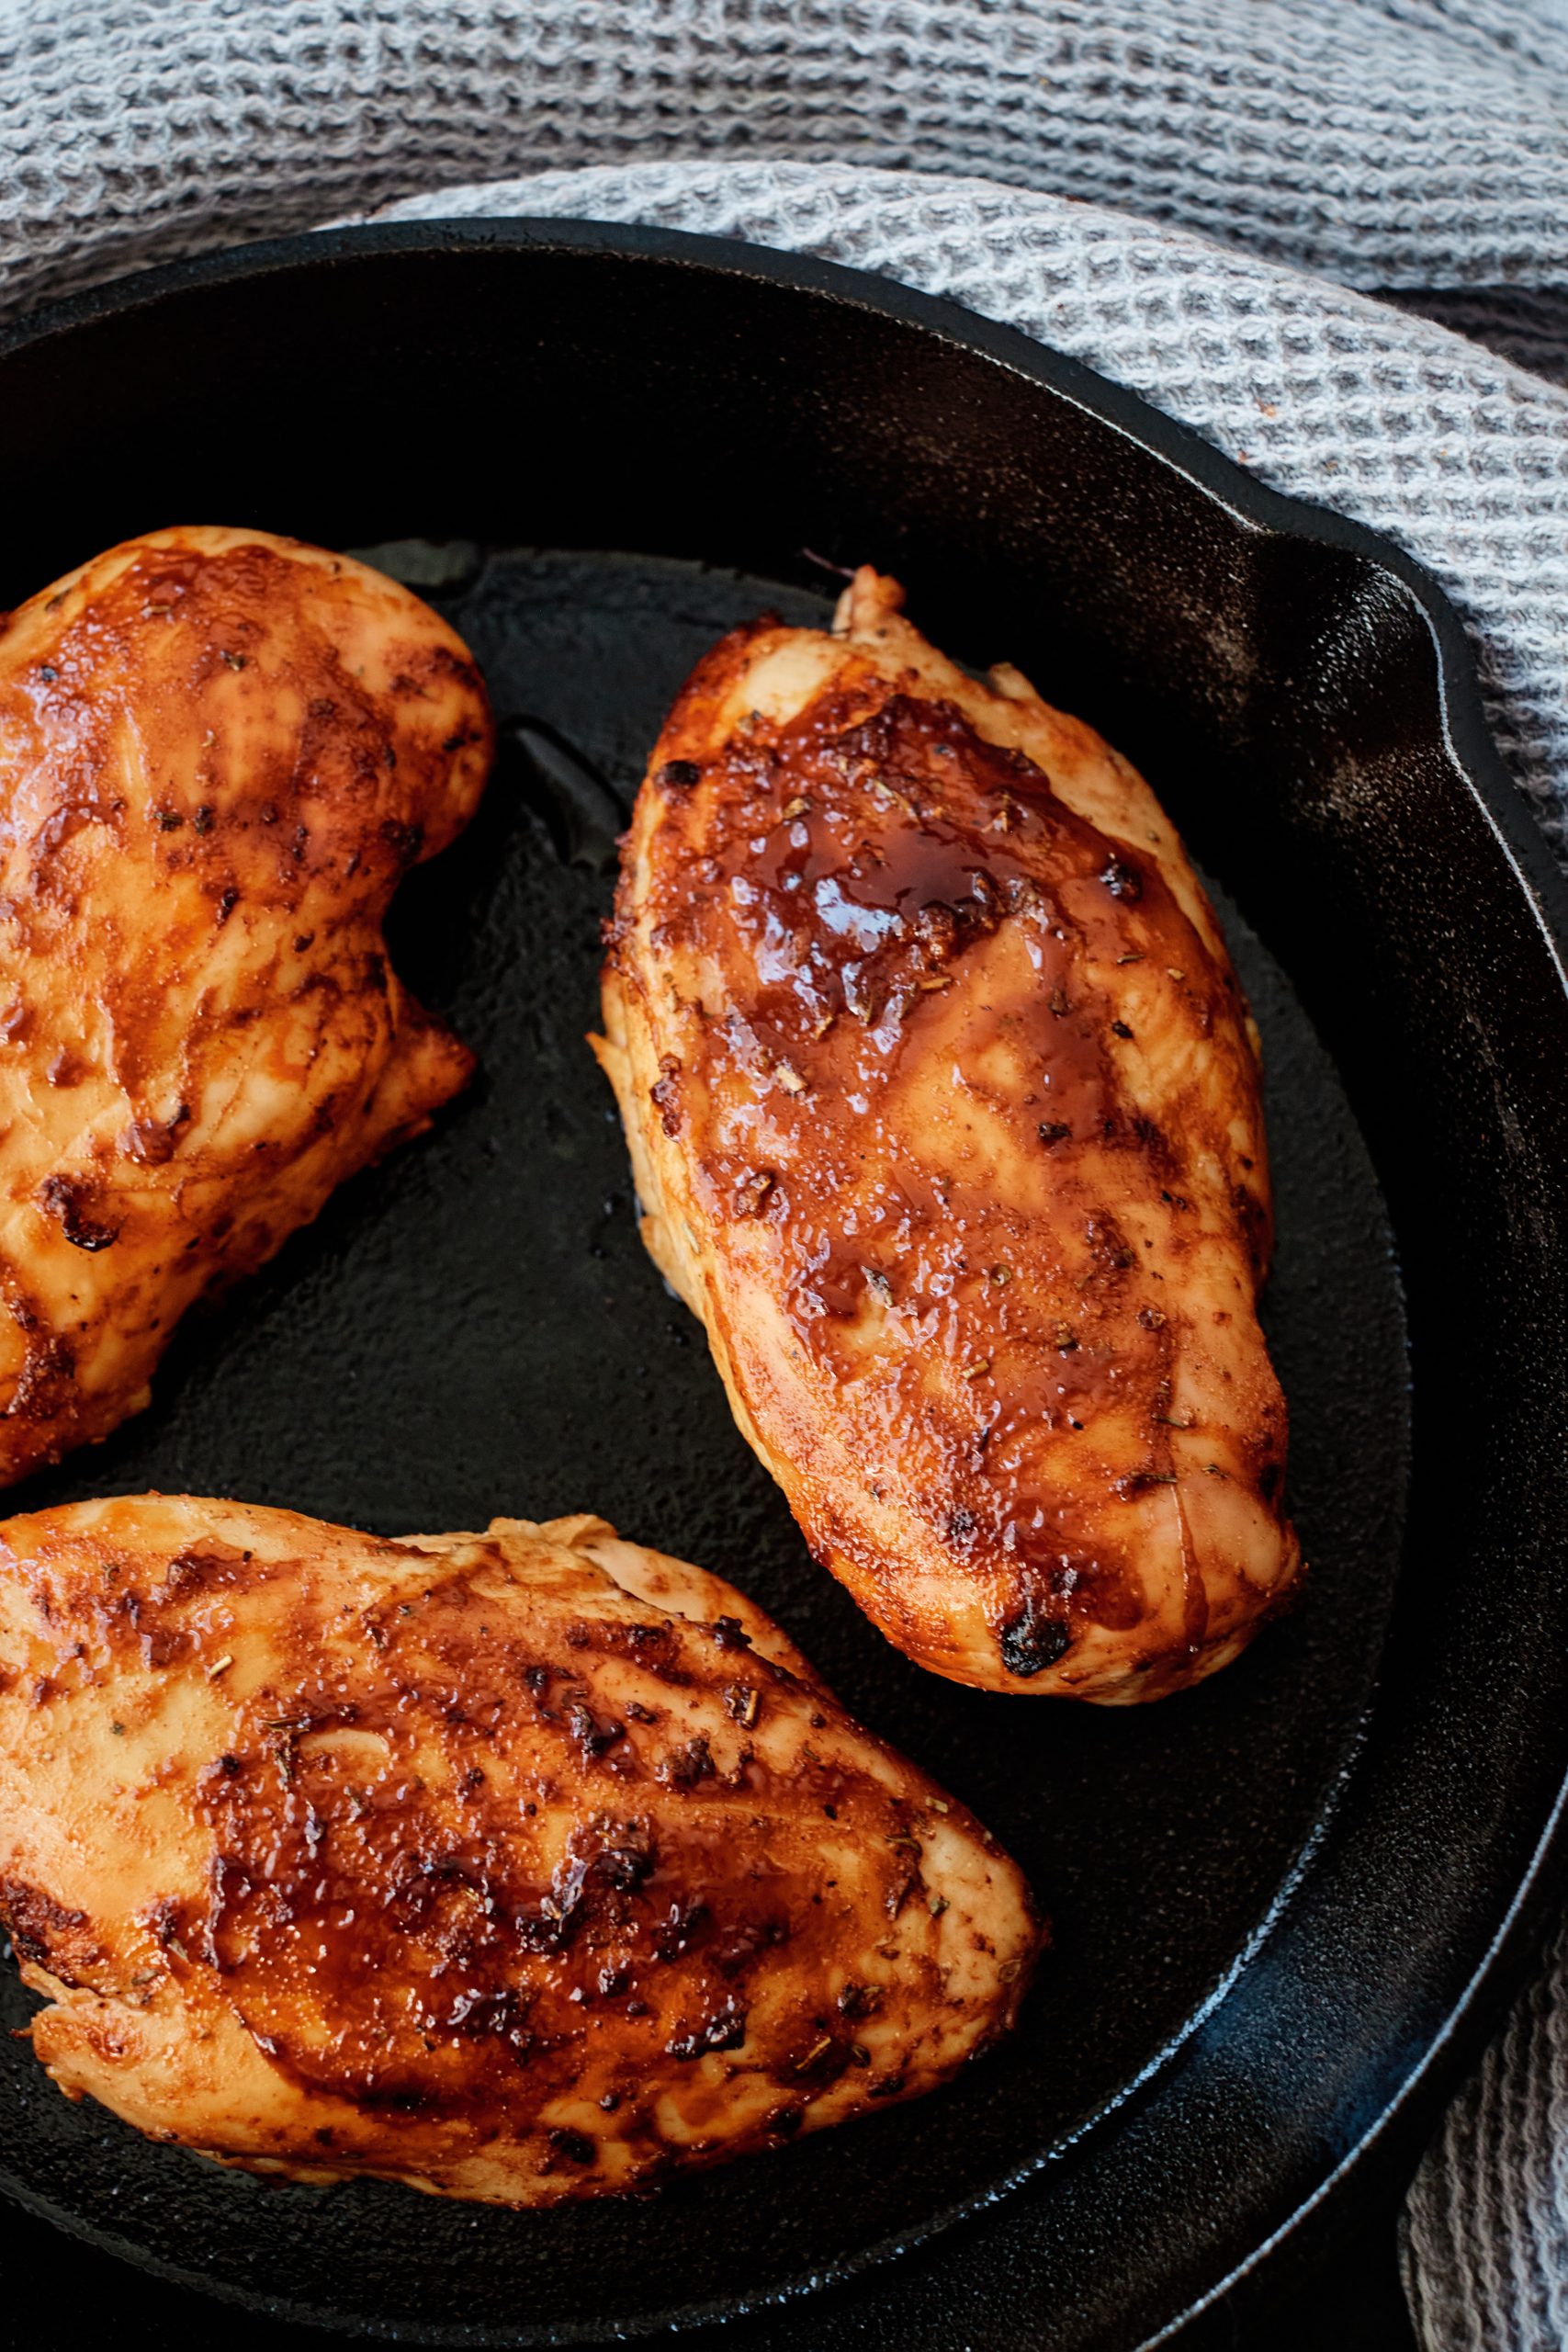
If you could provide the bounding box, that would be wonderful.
[595,571,1302,1702]
[0,1496,1038,2206]
[0,526,491,1485]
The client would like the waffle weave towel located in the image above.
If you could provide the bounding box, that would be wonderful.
[1,6,1567,2345]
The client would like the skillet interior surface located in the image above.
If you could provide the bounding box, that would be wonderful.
[0,226,1562,2350]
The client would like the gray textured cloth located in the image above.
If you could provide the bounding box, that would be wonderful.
[0,6,1565,2346]
[1404,1913,1568,2352]
[4,0,1568,307]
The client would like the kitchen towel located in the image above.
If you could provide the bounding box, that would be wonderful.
[1,6,1566,2345]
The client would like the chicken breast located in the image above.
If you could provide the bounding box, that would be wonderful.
[0,526,492,1486]
[0,1496,1038,2206]
[594,570,1302,1702]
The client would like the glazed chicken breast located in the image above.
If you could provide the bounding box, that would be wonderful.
[0,1496,1037,2205]
[595,571,1302,1702]
[0,526,491,1486]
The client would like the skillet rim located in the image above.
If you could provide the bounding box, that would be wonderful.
[0,217,1563,2346]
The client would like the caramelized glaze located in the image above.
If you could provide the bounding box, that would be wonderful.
[0,1496,1037,2204]
[0,526,492,1484]
[596,571,1302,1700]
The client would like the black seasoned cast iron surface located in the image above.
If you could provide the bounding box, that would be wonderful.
[0,225,1562,2352]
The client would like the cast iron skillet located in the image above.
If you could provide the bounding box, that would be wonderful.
[0,222,1563,2351]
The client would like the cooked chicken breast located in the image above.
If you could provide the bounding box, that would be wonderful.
[0,526,491,1486]
[595,570,1302,1702]
[0,1496,1038,2205]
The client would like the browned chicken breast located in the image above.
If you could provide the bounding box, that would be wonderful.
[0,1496,1038,2205]
[0,526,491,1485]
[595,570,1302,1702]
